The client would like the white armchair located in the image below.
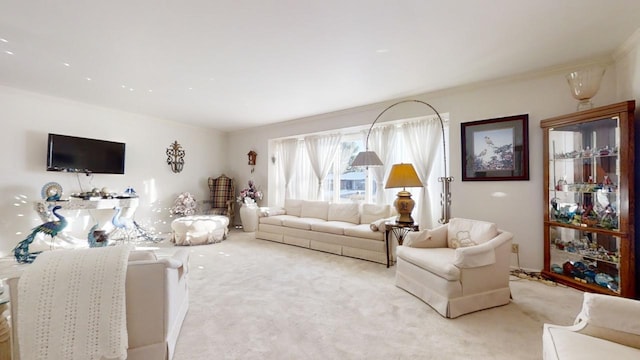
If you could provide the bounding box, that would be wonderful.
[395,218,512,318]
[7,248,190,360]
[543,293,640,359]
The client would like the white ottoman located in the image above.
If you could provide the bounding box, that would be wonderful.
[171,215,229,246]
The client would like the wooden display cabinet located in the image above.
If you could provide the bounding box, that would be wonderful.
[540,101,636,298]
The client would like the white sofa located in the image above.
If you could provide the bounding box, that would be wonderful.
[543,292,640,359]
[395,218,513,318]
[256,199,394,264]
[7,249,190,360]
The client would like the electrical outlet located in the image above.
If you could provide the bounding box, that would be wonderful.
[511,243,519,254]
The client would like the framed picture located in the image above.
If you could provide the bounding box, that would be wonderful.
[461,114,529,181]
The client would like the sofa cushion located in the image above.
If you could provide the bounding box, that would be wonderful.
[396,247,460,281]
[447,218,498,249]
[311,221,356,235]
[282,217,326,230]
[343,224,385,241]
[259,214,300,226]
[300,200,330,220]
[328,203,360,224]
[544,326,640,360]
[360,204,391,224]
[284,199,302,217]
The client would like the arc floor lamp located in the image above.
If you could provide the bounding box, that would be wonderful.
[351,99,453,224]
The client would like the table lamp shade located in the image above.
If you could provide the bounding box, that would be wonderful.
[385,163,423,189]
[385,163,423,225]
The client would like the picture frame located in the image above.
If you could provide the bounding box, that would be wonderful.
[461,114,529,181]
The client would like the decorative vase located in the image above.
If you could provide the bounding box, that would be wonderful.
[565,65,606,111]
[239,202,259,232]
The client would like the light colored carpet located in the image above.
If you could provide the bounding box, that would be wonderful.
[164,230,584,360]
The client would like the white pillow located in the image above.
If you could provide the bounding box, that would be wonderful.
[361,204,391,224]
[284,199,302,217]
[447,218,497,249]
[403,230,432,248]
[328,203,360,224]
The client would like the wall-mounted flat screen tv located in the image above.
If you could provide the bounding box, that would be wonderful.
[46,133,126,174]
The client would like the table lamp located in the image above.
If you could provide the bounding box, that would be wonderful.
[385,163,423,225]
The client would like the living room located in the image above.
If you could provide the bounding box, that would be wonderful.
[1,1,640,359]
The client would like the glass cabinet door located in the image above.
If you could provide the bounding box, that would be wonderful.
[547,117,620,230]
[548,225,621,293]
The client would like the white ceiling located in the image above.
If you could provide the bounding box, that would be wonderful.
[1,1,640,132]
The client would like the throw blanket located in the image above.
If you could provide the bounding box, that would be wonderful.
[18,245,133,360]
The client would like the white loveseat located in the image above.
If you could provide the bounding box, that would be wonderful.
[256,199,394,264]
[543,293,640,359]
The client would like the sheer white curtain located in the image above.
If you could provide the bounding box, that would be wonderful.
[278,138,299,200]
[402,117,443,229]
[304,134,342,200]
[367,125,398,204]
[291,142,316,200]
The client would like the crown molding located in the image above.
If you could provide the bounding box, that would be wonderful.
[613,27,640,60]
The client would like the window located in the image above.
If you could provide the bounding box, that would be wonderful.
[270,114,449,226]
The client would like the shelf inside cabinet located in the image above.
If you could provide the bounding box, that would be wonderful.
[551,246,620,266]
[542,271,620,295]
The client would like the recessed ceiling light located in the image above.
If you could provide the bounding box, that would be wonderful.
[121,85,127,88]
[5,50,14,55]
[0,38,8,43]
[63,62,70,67]
[129,88,134,91]
[148,89,153,93]
[188,87,193,90]
[85,77,92,81]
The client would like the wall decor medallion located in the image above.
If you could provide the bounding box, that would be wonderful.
[166,140,185,173]
[461,114,529,181]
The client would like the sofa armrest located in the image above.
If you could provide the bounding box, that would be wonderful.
[369,216,397,232]
[159,248,189,270]
[259,206,286,217]
[572,293,640,348]
[453,230,512,268]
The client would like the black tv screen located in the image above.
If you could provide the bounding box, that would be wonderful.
[47,133,126,174]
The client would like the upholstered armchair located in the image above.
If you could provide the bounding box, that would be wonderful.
[8,249,190,360]
[205,174,235,228]
[395,218,513,318]
[543,293,640,359]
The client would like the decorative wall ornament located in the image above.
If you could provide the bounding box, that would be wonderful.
[166,140,185,173]
[248,150,257,173]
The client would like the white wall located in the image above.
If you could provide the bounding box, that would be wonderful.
[226,66,621,271]
[615,30,640,105]
[0,86,227,256]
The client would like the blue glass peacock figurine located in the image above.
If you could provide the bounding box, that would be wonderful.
[14,205,68,263]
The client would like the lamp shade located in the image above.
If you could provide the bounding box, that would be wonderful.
[351,151,383,167]
[385,163,423,189]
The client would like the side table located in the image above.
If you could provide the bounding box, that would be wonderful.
[384,223,419,268]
